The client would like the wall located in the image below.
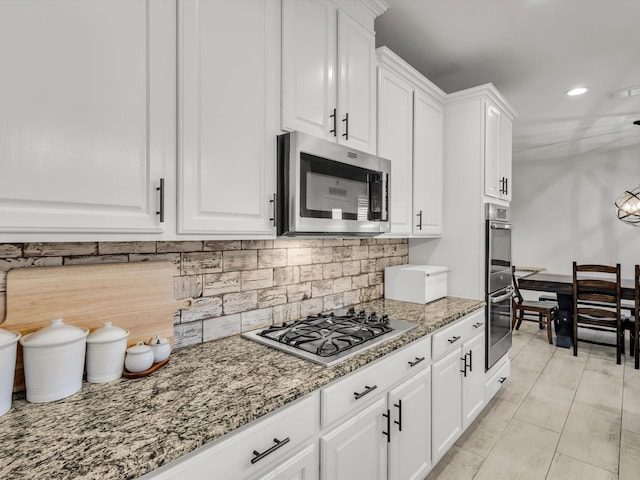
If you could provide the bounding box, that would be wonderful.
[511,145,640,279]
[0,239,408,348]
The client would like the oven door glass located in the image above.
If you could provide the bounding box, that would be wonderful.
[489,222,512,273]
[300,152,380,221]
[487,285,513,368]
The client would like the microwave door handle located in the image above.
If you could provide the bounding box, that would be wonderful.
[491,287,514,303]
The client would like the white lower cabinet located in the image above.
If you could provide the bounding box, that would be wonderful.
[259,444,317,480]
[462,333,486,429]
[432,347,463,461]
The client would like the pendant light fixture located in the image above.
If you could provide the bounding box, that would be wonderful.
[614,120,640,226]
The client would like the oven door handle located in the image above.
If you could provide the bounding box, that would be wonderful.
[490,223,512,230]
[490,287,514,303]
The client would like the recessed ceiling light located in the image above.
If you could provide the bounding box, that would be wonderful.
[566,87,588,96]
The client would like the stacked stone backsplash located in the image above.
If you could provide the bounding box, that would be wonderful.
[0,239,408,349]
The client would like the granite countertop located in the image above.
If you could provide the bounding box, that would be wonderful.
[0,296,484,480]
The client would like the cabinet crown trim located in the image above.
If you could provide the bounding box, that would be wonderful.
[354,0,390,17]
[445,83,518,120]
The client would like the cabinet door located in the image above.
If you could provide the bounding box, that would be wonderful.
[499,116,513,202]
[462,333,486,429]
[431,348,463,463]
[178,0,278,234]
[0,0,173,235]
[282,0,336,140]
[412,89,444,237]
[321,397,387,480]
[483,103,502,199]
[388,368,432,480]
[259,444,318,480]
[336,9,376,154]
[377,68,414,236]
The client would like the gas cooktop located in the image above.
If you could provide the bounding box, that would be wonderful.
[241,308,417,367]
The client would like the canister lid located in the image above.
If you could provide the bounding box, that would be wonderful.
[0,328,20,347]
[87,322,129,344]
[20,318,88,347]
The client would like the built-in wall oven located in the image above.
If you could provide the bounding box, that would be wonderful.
[485,203,513,370]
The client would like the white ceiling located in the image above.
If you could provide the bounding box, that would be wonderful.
[374,0,640,163]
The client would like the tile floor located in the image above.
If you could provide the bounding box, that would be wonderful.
[426,321,640,480]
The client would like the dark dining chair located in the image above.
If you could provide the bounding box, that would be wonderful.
[572,262,623,364]
[511,266,558,344]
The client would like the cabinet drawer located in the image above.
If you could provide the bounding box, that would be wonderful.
[320,336,430,429]
[144,393,317,480]
[485,355,510,402]
[432,309,484,359]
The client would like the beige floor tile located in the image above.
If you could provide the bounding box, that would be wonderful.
[557,402,621,473]
[424,445,484,480]
[473,418,559,480]
[622,374,640,434]
[574,369,623,414]
[511,341,555,374]
[537,354,586,391]
[585,355,625,378]
[454,397,520,458]
[514,382,575,433]
[620,429,640,480]
[494,363,540,406]
[511,331,534,357]
[546,453,617,480]
[589,342,620,362]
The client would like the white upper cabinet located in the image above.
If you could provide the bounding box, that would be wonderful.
[484,99,513,202]
[178,0,279,235]
[0,0,174,237]
[499,114,513,202]
[282,0,383,155]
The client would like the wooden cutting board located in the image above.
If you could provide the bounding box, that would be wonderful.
[0,261,193,392]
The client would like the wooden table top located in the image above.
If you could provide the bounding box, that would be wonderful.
[518,272,636,301]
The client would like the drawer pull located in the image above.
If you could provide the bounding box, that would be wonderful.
[499,376,507,384]
[448,335,461,344]
[251,437,290,464]
[473,322,484,328]
[354,385,377,400]
[408,356,425,367]
[382,409,391,443]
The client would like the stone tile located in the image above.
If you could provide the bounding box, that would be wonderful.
[287,248,313,266]
[98,241,156,255]
[332,246,352,261]
[574,369,623,414]
[173,275,203,299]
[180,296,222,323]
[300,298,323,317]
[473,418,559,480]
[350,246,369,260]
[287,282,312,302]
[173,321,202,349]
[23,242,97,257]
[333,277,351,293]
[343,290,360,306]
[157,241,202,253]
[223,250,257,272]
[311,247,334,264]
[375,257,390,271]
[242,240,272,250]
[620,429,640,480]
[323,239,343,247]
[273,267,299,286]
[388,256,404,267]
[513,382,574,433]
[323,293,344,311]
[557,402,621,473]
[128,253,181,275]
[342,260,360,276]
[383,243,405,256]
[203,240,241,251]
[322,262,342,279]
[181,252,222,274]
[455,397,520,458]
[425,445,484,480]
[241,307,273,332]
[342,239,361,246]
[241,269,273,291]
[223,291,258,315]
[0,244,22,258]
[63,255,128,265]
[360,259,376,273]
[273,302,301,324]
[351,273,369,289]
[273,238,300,248]
[203,272,241,296]
[537,352,586,391]
[546,453,617,480]
[0,296,5,322]
[312,279,333,298]
[299,265,323,282]
[203,314,241,342]
[360,284,383,302]
[258,249,287,268]
[299,239,324,248]
[257,287,287,308]
[368,245,384,258]
[368,271,383,286]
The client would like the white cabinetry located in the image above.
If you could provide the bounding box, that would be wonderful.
[259,445,317,480]
[178,0,279,235]
[484,101,513,202]
[377,47,445,238]
[282,0,384,155]
[0,0,174,237]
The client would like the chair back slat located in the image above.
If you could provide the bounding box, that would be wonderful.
[576,307,618,319]
[576,292,618,304]
[577,279,617,291]
[576,264,618,274]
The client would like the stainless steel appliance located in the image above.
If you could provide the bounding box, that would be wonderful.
[485,203,513,369]
[242,308,417,367]
[276,131,390,236]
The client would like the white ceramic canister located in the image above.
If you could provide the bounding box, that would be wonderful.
[148,335,171,363]
[19,318,89,403]
[0,328,21,416]
[124,342,154,373]
[86,322,129,383]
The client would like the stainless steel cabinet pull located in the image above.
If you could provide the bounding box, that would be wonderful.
[448,335,461,344]
[499,376,507,384]
[354,384,377,400]
[394,399,402,431]
[342,112,349,140]
[329,108,337,137]
[382,409,391,443]
[251,437,290,464]
[156,178,165,223]
[408,356,425,367]
[269,193,277,227]
[473,322,484,328]
[416,210,423,230]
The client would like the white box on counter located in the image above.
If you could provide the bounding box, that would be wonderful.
[384,265,449,304]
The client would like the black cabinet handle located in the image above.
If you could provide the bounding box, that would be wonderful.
[329,108,337,137]
[342,112,349,140]
[467,350,473,372]
[505,177,508,195]
[269,193,277,227]
[499,376,507,384]
[448,336,461,344]
[473,322,484,329]
[408,356,425,367]
[394,399,402,432]
[382,409,391,443]
[354,385,377,400]
[155,178,165,223]
[460,355,467,377]
[416,210,423,230]
[251,437,290,464]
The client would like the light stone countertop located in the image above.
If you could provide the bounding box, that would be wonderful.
[0,296,484,480]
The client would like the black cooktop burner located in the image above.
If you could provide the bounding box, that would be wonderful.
[258,307,393,357]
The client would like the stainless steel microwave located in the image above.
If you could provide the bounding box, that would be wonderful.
[276,131,390,236]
